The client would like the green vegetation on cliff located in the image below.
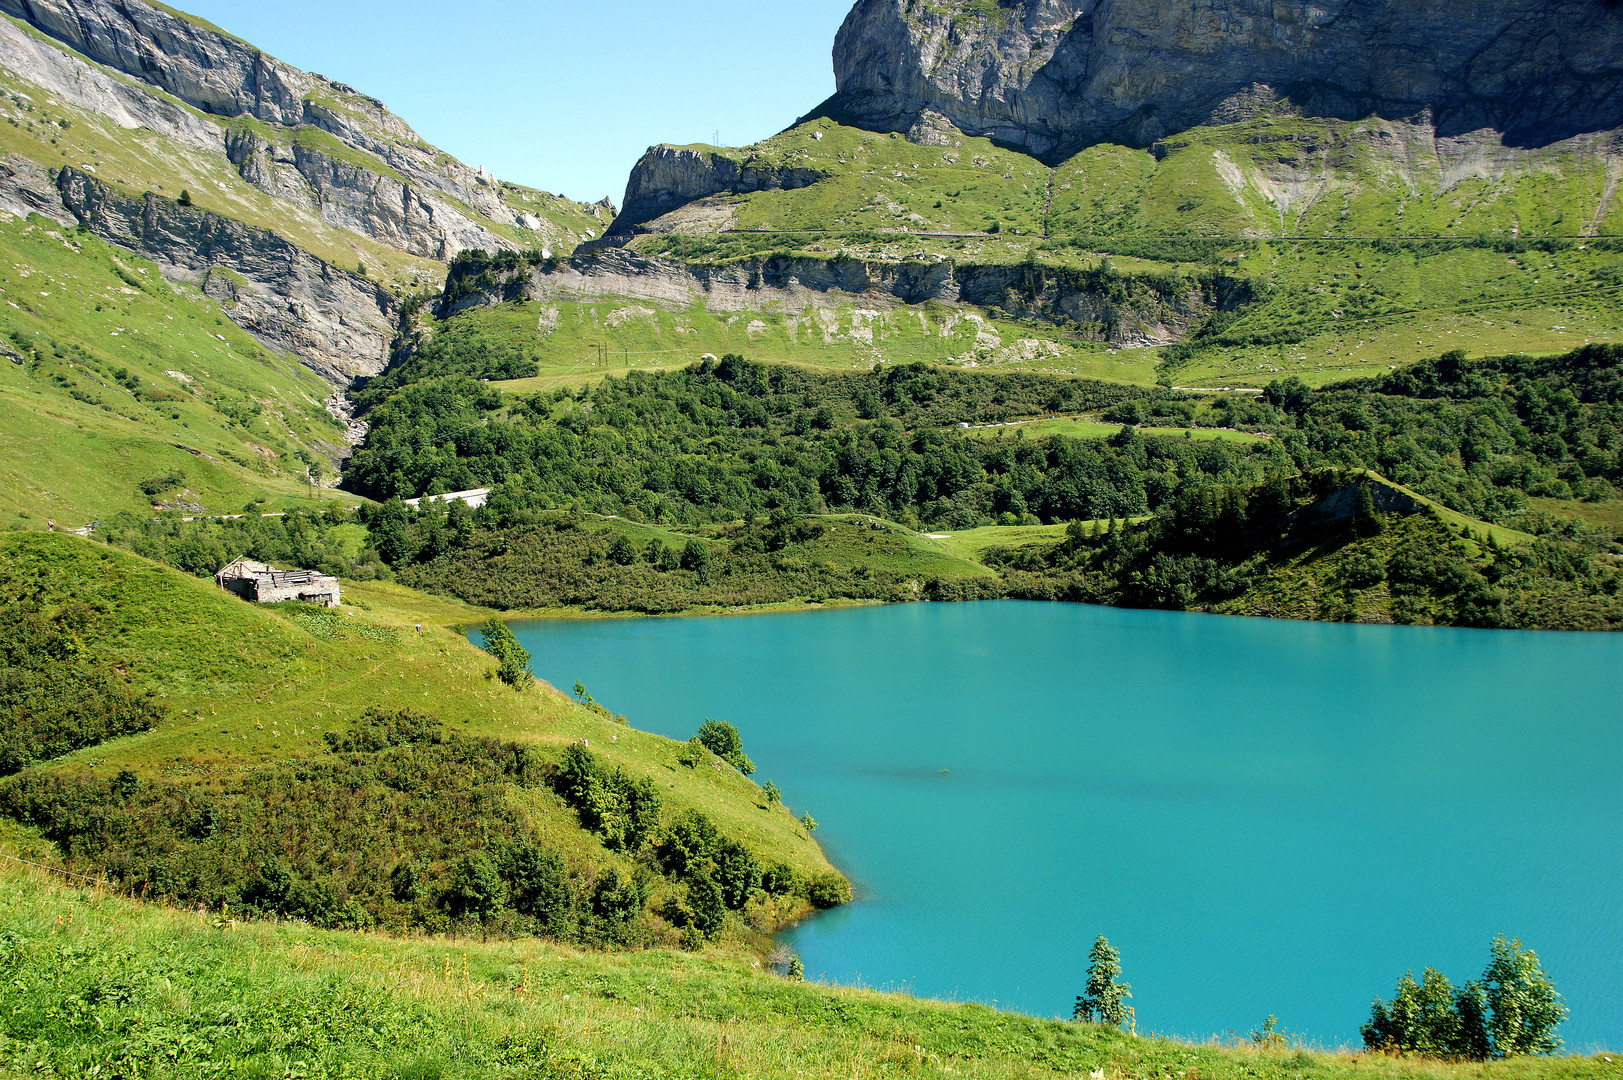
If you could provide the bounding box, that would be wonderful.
[589,116,1623,386]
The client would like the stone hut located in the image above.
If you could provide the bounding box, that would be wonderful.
[215,558,341,608]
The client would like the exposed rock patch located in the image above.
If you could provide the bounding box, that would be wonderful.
[55,167,396,383]
[0,152,70,223]
[444,248,1246,349]
[0,0,573,257]
[604,146,828,241]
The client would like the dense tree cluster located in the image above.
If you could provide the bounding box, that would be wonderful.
[550,742,846,944]
[392,511,998,615]
[988,471,1623,629]
[96,506,391,582]
[1278,345,1623,520]
[344,357,1184,528]
[1363,936,1567,1059]
[346,347,1621,539]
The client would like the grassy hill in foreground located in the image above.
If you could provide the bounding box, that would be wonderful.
[0,532,842,947]
[0,861,1613,1078]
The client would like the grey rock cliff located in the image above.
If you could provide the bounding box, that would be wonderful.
[830,0,1623,160]
[0,152,71,223]
[445,247,1234,348]
[603,146,828,241]
[0,0,542,256]
[56,167,397,383]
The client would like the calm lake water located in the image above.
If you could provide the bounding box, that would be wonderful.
[506,602,1623,1049]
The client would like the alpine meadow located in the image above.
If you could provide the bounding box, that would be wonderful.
[0,0,1619,1075]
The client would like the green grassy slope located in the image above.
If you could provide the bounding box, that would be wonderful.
[0,863,1613,1078]
[410,298,1156,396]
[0,216,357,526]
[592,116,1623,386]
[0,531,839,926]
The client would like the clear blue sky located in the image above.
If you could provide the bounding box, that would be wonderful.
[181,0,855,205]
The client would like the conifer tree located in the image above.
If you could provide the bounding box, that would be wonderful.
[1354,476,1382,536]
[1073,935,1134,1030]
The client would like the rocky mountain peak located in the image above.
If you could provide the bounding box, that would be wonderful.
[829,0,1623,161]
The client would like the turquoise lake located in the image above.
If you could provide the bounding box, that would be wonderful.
[506,601,1623,1049]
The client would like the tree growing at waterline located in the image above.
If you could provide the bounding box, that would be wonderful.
[695,719,753,775]
[1362,935,1565,1058]
[479,616,532,689]
[1074,935,1134,1030]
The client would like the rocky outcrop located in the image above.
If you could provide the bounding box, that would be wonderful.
[444,247,1242,347]
[0,0,310,122]
[55,167,396,383]
[0,15,221,150]
[604,146,828,241]
[0,152,71,223]
[0,0,571,257]
[829,0,1623,161]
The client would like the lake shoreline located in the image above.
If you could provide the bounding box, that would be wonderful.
[508,601,1623,1047]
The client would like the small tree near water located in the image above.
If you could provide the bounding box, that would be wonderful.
[1074,935,1134,1030]
[1484,935,1567,1056]
[479,617,533,689]
[695,719,753,775]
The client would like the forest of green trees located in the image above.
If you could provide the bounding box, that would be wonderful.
[89,346,1623,629]
[343,347,1620,531]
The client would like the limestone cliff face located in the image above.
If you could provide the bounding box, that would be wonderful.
[444,248,1238,348]
[604,146,828,241]
[56,168,396,383]
[0,152,71,223]
[0,0,548,256]
[830,0,1623,160]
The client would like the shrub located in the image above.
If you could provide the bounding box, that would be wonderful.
[607,534,638,565]
[686,872,726,940]
[137,469,186,497]
[675,736,707,768]
[445,854,505,919]
[479,616,533,689]
[0,603,164,776]
[553,743,662,851]
[806,871,852,909]
[695,719,753,775]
